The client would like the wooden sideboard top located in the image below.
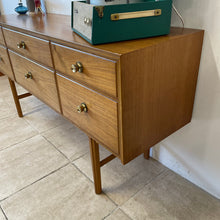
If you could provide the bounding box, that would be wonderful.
[0,13,203,59]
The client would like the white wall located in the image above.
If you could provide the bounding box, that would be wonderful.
[0,0,17,14]
[0,0,219,199]
[45,0,72,15]
[0,0,73,15]
[152,0,220,199]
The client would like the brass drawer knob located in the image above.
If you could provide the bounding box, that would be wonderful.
[77,103,88,113]
[71,62,83,73]
[25,72,33,79]
[17,41,26,49]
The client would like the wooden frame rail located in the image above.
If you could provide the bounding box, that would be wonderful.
[89,137,150,194]
[8,77,32,117]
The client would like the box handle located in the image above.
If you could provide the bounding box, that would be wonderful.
[111,9,161,21]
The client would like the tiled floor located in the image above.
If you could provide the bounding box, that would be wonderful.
[0,75,220,220]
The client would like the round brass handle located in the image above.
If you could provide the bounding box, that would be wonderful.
[71,62,83,73]
[25,72,33,79]
[17,41,26,49]
[77,103,88,113]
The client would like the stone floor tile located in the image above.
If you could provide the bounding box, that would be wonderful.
[15,83,28,94]
[0,76,10,94]
[0,77,44,117]
[1,165,116,220]
[121,170,220,220]
[0,77,21,102]
[0,208,6,220]
[74,147,166,205]
[6,95,44,115]
[0,98,16,119]
[0,116,38,151]
[42,122,89,161]
[24,105,68,133]
[0,135,68,200]
[105,208,131,220]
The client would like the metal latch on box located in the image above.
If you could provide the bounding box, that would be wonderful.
[95,6,104,18]
[111,9,162,21]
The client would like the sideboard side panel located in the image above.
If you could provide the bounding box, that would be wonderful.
[120,30,204,164]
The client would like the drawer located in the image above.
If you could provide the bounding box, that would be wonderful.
[51,43,117,98]
[0,45,14,79]
[57,74,118,154]
[0,27,5,46]
[3,28,53,67]
[9,51,60,112]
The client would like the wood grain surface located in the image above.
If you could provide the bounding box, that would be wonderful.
[9,51,60,112]
[8,78,23,117]
[57,74,118,154]
[0,14,203,60]
[3,28,53,68]
[120,30,204,164]
[0,14,204,166]
[0,45,14,79]
[0,26,5,46]
[89,138,102,194]
[52,43,117,98]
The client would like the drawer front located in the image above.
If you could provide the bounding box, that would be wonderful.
[0,27,5,46]
[9,51,60,112]
[57,74,118,154]
[0,45,14,79]
[3,28,53,67]
[52,43,117,98]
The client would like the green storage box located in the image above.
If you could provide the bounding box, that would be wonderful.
[71,0,172,45]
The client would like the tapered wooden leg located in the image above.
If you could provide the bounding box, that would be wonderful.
[89,138,102,194]
[8,78,23,117]
[144,148,150,160]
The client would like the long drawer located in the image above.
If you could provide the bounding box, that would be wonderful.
[51,43,117,98]
[9,51,60,112]
[0,26,5,46]
[0,45,14,79]
[57,74,119,154]
[3,28,53,67]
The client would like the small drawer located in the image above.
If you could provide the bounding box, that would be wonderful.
[57,74,118,154]
[52,43,117,98]
[0,27,5,46]
[3,28,53,67]
[9,51,60,112]
[0,45,14,79]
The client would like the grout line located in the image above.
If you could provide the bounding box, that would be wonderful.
[21,103,45,115]
[119,168,169,208]
[42,134,121,208]
[70,162,118,207]
[0,113,17,121]
[24,115,70,135]
[70,162,95,185]
[41,129,90,164]
[71,151,89,163]
[41,136,72,162]
[0,133,40,153]
[102,207,133,220]
[0,205,8,220]
[102,207,118,220]
[41,134,89,165]
[40,122,74,136]
[0,163,70,203]
[0,113,20,122]
[119,208,133,220]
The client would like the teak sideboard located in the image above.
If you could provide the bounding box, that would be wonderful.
[0,14,204,194]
